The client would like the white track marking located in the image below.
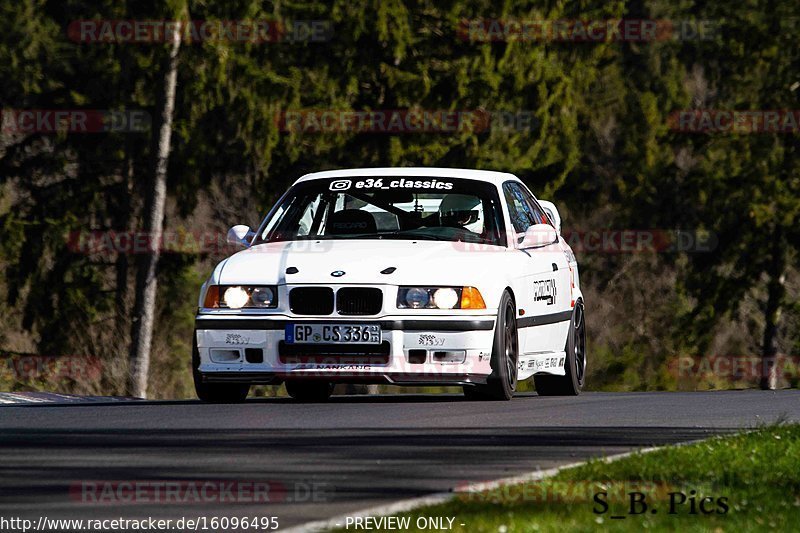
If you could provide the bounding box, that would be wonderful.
[0,392,140,405]
[285,433,724,533]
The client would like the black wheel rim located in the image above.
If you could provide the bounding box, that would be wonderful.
[573,303,586,383]
[504,302,518,389]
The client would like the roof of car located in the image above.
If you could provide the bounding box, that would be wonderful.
[295,167,518,186]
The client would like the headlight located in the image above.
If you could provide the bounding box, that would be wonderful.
[224,287,250,309]
[432,288,459,309]
[250,287,275,307]
[203,285,278,309]
[404,287,430,308]
[397,286,486,310]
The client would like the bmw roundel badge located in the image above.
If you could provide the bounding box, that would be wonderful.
[331,270,345,277]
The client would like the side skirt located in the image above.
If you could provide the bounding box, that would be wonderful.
[517,351,567,381]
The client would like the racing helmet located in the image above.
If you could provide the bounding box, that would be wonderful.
[438,194,484,233]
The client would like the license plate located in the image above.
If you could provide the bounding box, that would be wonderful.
[285,324,382,344]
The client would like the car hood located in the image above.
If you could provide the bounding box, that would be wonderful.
[215,239,515,286]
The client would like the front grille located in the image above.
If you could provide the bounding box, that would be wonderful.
[337,287,383,315]
[278,341,390,365]
[290,287,334,315]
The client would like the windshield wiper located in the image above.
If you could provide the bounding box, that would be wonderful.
[379,231,452,241]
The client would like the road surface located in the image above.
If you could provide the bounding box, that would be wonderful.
[1,390,799,530]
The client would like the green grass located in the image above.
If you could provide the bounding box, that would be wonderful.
[348,425,800,532]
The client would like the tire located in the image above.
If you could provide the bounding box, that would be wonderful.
[192,339,250,403]
[462,291,518,401]
[534,301,586,396]
[285,381,334,402]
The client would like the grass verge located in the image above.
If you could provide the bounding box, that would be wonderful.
[344,425,800,532]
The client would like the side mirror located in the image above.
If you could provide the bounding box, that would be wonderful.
[519,223,558,249]
[537,200,561,235]
[226,225,254,248]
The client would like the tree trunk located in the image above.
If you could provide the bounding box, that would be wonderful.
[760,227,786,390]
[127,27,181,398]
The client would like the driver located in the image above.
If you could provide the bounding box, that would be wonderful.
[438,194,484,233]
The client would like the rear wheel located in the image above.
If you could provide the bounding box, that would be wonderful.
[463,291,518,401]
[534,301,586,396]
[192,339,250,403]
[285,381,334,402]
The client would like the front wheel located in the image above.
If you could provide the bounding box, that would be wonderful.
[534,301,586,396]
[192,340,250,403]
[463,291,518,401]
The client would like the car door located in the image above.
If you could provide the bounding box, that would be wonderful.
[503,181,572,355]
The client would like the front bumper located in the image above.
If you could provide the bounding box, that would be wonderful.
[194,315,496,386]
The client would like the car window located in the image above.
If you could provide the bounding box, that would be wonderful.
[260,203,286,237]
[342,194,400,232]
[503,182,537,233]
[518,186,550,226]
[297,194,322,236]
[256,177,503,245]
[503,182,551,234]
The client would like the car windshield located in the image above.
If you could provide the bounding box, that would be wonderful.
[255,177,505,246]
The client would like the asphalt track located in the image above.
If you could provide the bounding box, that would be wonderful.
[1,390,799,531]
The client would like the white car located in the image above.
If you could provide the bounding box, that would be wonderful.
[193,168,585,402]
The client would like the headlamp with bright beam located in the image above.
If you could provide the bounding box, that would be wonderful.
[397,286,486,310]
[202,285,278,309]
